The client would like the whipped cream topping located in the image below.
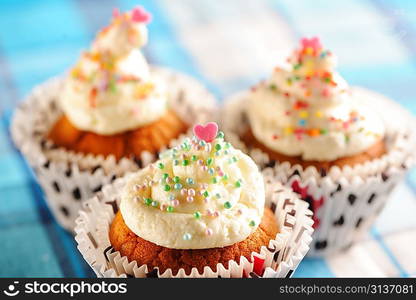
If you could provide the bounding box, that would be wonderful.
[60,7,168,135]
[247,37,385,161]
[120,126,265,249]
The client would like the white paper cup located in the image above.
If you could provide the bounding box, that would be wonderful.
[11,67,217,232]
[74,175,313,278]
[222,87,416,256]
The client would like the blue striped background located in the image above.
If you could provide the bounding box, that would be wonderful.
[0,0,415,277]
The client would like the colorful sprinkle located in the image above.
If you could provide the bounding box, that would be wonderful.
[144,198,152,206]
[183,233,192,240]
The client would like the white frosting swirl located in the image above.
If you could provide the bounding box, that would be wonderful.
[247,37,385,161]
[120,133,265,249]
[60,8,167,135]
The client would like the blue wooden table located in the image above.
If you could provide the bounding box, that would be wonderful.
[1,0,416,277]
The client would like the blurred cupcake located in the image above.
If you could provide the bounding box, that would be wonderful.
[75,123,313,277]
[223,37,416,256]
[11,7,216,231]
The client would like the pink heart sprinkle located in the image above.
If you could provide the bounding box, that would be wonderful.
[131,6,152,23]
[112,8,120,18]
[301,36,321,52]
[193,122,218,142]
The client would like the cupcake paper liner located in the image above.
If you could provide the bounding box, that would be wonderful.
[222,87,416,256]
[74,175,313,278]
[11,66,217,232]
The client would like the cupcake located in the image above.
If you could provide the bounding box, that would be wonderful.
[75,123,313,277]
[11,7,216,231]
[223,37,416,256]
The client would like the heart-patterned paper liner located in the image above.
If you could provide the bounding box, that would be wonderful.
[11,66,217,232]
[222,87,416,256]
[74,175,313,278]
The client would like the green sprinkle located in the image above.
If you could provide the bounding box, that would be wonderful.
[144,198,152,206]
[191,155,198,161]
[207,158,213,166]
[173,176,180,183]
[164,185,171,192]
[163,173,169,180]
[293,63,302,70]
[215,144,221,151]
[199,140,206,147]
[193,211,201,219]
[217,131,225,139]
[166,206,174,213]
[249,220,256,227]
[222,174,229,181]
[235,180,242,188]
[224,201,232,209]
[269,84,277,91]
[158,163,164,169]
[320,129,328,135]
[151,201,159,207]
[203,191,209,198]
[232,156,238,162]
[109,80,117,93]
[211,177,218,184]
[182,159,189,166]
[224,142,231,149]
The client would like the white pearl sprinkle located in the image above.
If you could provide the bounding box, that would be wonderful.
[171,199,180,207]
